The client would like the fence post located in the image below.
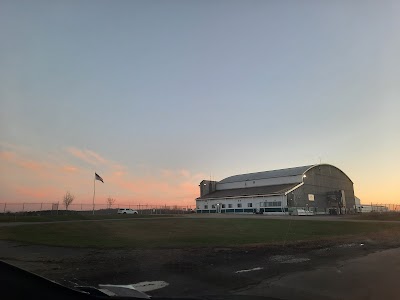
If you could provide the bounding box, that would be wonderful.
[40,203,43,211]
[22,203,25,212]
[3,203,6,213]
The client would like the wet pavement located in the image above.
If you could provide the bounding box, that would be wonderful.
[237,247,400,300]
[2,239,400,299]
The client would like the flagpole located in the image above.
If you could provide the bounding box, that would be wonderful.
[92,174,96,215]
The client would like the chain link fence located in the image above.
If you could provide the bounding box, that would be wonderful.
[1,202,399,216]
[357,203,400,213]
[0,202,196,215]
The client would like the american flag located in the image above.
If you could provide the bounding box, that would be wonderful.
[95,173,104,183]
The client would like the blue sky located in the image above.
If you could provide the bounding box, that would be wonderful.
[1,0,399,205]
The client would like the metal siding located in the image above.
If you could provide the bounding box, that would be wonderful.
[216,175,303,190]
[287,165,355,212]
[199,183,298,199]
[219,165,313,183]
[200,180,217,197]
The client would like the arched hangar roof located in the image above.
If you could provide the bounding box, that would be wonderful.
[219,164,352,184]
[219,165,313,184]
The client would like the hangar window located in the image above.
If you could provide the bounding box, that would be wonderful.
[228,204,232,208]
[204,205,208,209]
[222,204,226,208]
[247,203,253,207]
[237,203,242,208]
[211,204,216,208]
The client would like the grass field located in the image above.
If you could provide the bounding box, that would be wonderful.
[0,214,174,223]
[350,212,400,221]
[1,218,399,249]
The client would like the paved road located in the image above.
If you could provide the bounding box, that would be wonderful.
[0,213,399,227]
[186,214,374,221]
[236,247,400,300]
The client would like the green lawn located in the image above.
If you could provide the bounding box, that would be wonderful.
[0,218,399,249]
[0,214,174,223]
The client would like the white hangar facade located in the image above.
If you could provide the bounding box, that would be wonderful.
[196,164,355,215]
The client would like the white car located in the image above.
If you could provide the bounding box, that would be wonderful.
[117,208,138,215]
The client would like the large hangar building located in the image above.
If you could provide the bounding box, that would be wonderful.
[196,164,355,215]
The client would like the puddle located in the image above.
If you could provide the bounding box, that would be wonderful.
[281,258,310,264]
[314,247,331,253]
[100,281,169,292]
[269,255,294,262]
[131,281,169,292]
[235,267,263,273]
[99,284,151,298]
[337,243,357,248]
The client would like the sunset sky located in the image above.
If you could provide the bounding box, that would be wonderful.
[1,1,399,207]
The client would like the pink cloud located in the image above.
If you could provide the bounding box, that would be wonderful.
[105,168,202,205]
[85,149,107,164]
[1,144,202,206]
[179,169,191,178]
[62,165,79,172]
[17,160,43,170]
[15,186,60,200]
[66,147,108,166]
[0,150,46,171]
[0,151,16,161]
[112,170,126,177]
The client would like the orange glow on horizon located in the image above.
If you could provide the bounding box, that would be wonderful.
[0,148,202,206]
[1,146,399,207]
